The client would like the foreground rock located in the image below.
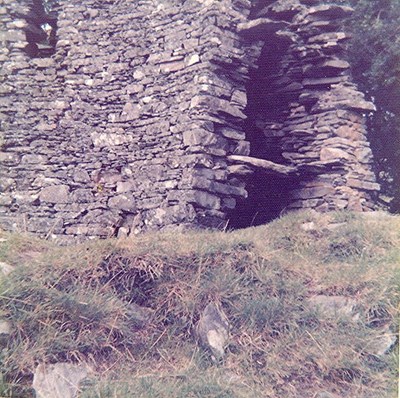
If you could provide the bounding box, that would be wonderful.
[368,325,397,357]
[196,302,230,360]
[32,362,91,398]
[0,261,14,276]
[307,295,359,321]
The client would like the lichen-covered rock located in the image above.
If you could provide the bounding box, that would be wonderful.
[0,261,14,276]
[368,325,397,357]
[33,363,91,398]
[196,302,230,360]
[307,295,360,321]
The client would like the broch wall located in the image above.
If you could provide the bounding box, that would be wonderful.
[0,0,380,242]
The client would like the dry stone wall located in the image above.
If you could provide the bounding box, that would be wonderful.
[0,0,379,241]
[240,0,379,219]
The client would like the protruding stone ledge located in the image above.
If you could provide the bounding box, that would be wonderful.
[227,155,298,176]
[305,5,354,21]
[237,18,289,39]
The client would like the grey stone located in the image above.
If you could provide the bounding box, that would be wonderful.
[0,320,11,335]
[291,186,335,200]
[71,189,94,203]
[32,362,91,398]
[320,147,351,162]
[346,178,380,191]
[308,295,359,320]
[300,221,316,232]
[237,18,289,38]
[306,4,354,20]
[73,169,91,183]
[40,185,70,204]
[0,319,11,347]
[21,154,46,164]
[127,303,154,326]
[108,195,136,212]
[314,392,340,398]
[192,191,221,210]
[0,177,14,192]
[368,326,397,356]
[196,302,229,360]
[120,102,141,121]
[183,129,218,147]
[0,261,14,275]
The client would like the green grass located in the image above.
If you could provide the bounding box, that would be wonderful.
[0,210,398,397]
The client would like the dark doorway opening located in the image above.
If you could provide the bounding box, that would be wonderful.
[228,173,298,229]
[227,33,300,228]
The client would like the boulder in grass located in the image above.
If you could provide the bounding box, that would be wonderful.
[307,295,359,321]
[33,362,91,398]
[196,302,229,360]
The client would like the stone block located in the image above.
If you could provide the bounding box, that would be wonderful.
[0,152,19,165]
[73,169,91,183]
[219,127,246,140]
[21,154,46,164]
[335,125,362,141]
[183,129,218,147]
[237,18,289,38]
[355,147,373,163]
[27,217,64,234]
[187,53,201,66]
[291,185,335,200]
[0,261,14,276]
[307,295,359,321]
[320,147,351,162]
[232,140,250,156]
[347,178,380,191]
[120,102,141,121]
[40,185,70,204]
[71,189,93,203]
[192,190,221,210]
[196,302,229,360]
[108,194,136,211]
[306,4,354,20]
[0,319,11,335]
[0,178,15,192]
[33,362,90,398]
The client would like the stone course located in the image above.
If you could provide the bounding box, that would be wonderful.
[242,1,379,216]
[0,0,379,240]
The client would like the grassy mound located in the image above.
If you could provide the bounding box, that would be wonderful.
[0,211,399,397]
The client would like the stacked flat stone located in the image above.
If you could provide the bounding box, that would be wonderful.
[0,0,379,242]
[0,0,255,242]
[240,0,379,212]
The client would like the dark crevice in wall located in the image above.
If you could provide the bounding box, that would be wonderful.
[228,173,299,228]
[228,35,300,228]
[22,0,58,57]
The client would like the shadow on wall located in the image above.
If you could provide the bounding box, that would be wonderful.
[20,0,58,57]
[228,24,298,229]
[227,172,299,228]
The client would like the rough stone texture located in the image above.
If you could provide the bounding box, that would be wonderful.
[0,261,14,276]
[243,0,379,214]
[196,302,230,360]
[368,325,397,357]
[307,295,359,321]
[0,0,379,240]
[0,320,11,336]
[32,362,90,398]
[0,319,11,348]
